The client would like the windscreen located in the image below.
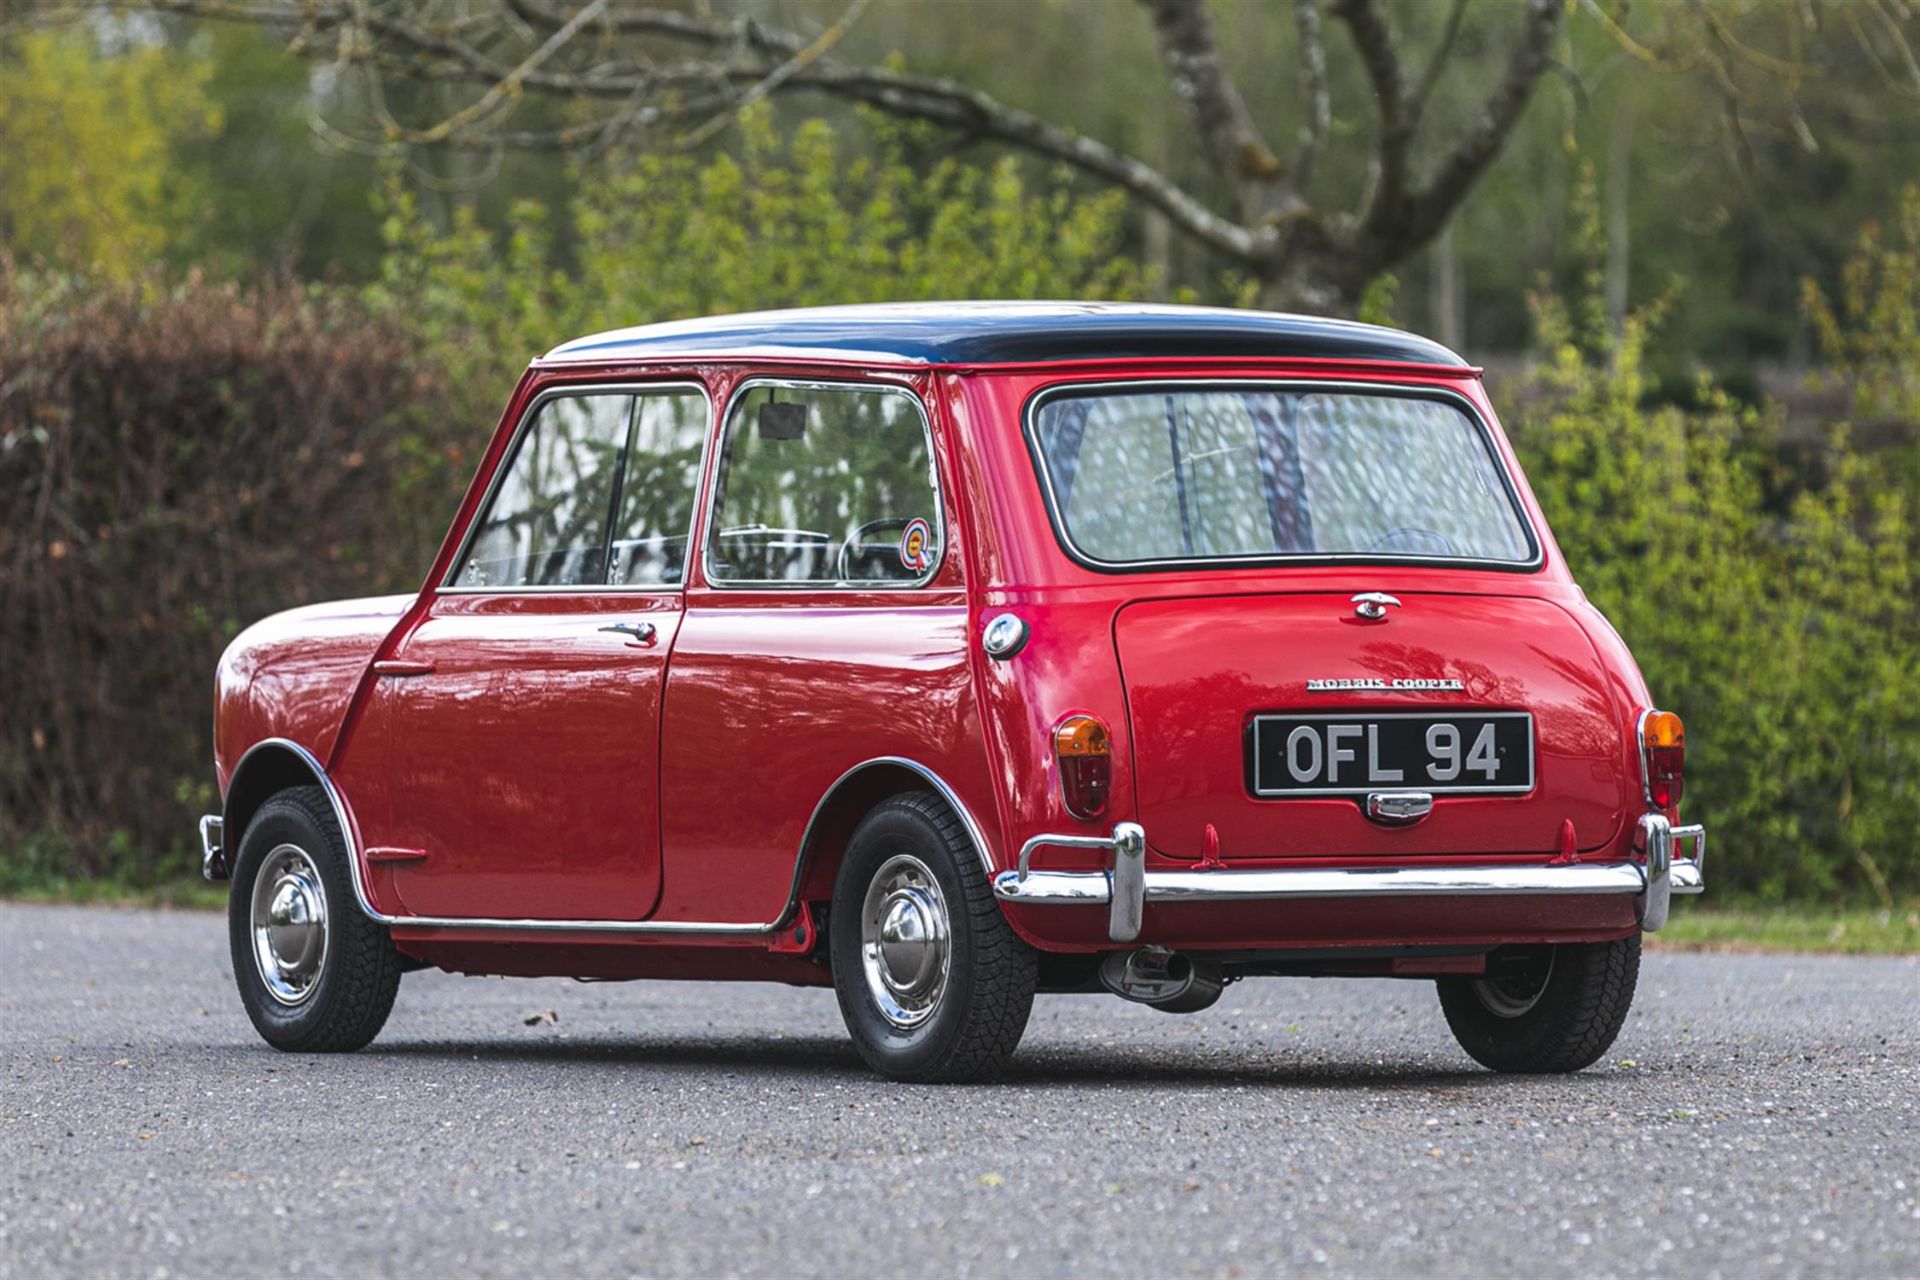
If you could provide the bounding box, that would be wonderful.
[1030,387,1534,566]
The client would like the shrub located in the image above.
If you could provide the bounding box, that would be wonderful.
[1509,277,1920,903]
[1803,184,1920,425]
[366,110,1154,424]
[0,268,442,885]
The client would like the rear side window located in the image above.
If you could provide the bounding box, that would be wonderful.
[705,382,943,586]
[1030,385,1535,568]
[453,387,709,590]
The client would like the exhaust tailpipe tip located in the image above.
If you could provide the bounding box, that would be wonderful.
[1098,947,1224,1014]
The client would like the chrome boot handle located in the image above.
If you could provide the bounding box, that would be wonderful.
[1351,592,1401,620]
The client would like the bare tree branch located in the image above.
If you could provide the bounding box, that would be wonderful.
[674,0,870,148]
[131,0,1588,312]
[794,63,1263,259]
[1333,0,1413,230]
[149,0,1263,262]
[1139,0,1283,219]
[403,0,608,144]
[1408,0,1470,124]
[1394,0,1563,254]
[1292,0,1331,191]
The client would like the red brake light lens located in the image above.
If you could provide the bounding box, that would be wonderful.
[1641,710,1685,809]
[1055,714,1112,821]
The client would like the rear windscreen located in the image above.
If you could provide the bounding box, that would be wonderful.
[1029,386,1536,567]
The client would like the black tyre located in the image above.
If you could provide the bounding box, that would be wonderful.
[228,786,403,1053]
[830,792,1038,1082]
[1437,936,1640,1073]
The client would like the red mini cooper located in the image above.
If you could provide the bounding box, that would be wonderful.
[202,302,1705,1082]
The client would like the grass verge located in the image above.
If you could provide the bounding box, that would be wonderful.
[3,877,227,911]
[1651,904,1920,955]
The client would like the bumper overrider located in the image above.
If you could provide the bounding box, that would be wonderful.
[200,815,228,881]
[994,813,1706,944]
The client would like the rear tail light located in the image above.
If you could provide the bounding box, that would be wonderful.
[1640,709,1685,809]
[1055,714,1112,820]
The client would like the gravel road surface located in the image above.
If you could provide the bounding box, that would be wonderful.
[1,903,1915,1278]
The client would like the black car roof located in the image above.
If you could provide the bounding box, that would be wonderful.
[541,302,1468,368]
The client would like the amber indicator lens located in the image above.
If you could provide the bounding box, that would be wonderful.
[1054,714,1112,820]
[1641,710,1685,808]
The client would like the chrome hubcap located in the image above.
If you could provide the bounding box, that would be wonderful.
[860,854,950,1029]
[1472,946,1555,1018]
[250,843,329,1006]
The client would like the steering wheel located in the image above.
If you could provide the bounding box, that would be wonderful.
[1365,526,1458,556]
[835,517,928,582]
[712,524,832,579]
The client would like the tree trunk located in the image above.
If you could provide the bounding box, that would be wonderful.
[1605,94,1636,334]
[1430,222,1464,350]
[1253,250,1366,319]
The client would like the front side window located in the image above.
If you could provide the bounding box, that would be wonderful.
[1030,386,1535,567]
[706,383,943,586]
[454,387,709,590]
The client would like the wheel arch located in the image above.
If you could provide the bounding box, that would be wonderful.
[223,738,364,893]
[789,758,999,908]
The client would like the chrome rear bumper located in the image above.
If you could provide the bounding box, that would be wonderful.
[995,815,1705,943]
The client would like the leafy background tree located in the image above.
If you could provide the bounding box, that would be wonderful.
[0,27,221,278]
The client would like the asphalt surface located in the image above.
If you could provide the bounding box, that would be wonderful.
[1,904,1915,1279]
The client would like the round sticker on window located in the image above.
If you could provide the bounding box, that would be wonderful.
[899,518,934,573]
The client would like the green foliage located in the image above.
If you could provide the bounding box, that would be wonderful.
[367,111,1152,419]
[1804,185,1920,422]
[0,30,222,278]
[1355,273,1399,328]
[1511,234,1920,903]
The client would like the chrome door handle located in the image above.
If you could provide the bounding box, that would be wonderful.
[1350,592,1402,620]
[598,621,657,643]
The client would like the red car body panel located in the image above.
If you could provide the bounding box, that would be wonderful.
[655,589,985,925]
[213,594,413,790]
[212,308,1683,979]
[1113,589,1627,860]
[335,589,684,921]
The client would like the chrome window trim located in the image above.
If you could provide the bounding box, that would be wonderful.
[1021,379,1546,575]
[225,740,998,936]
[439,380,715,596]
[1247,710,1537,798]
[700,377,949,592]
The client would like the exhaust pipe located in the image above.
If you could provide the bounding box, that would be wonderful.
[1098,946,1225,1014]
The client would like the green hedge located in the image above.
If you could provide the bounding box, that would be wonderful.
[0,271,440,888]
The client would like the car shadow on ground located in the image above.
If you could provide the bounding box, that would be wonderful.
[365,1033,1558,1093]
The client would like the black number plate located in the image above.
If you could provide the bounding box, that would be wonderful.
[1248,712,1534,797]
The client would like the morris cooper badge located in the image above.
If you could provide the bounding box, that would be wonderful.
[1306,677,1465,691]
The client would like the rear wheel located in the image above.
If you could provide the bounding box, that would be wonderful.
[830,792,1037,1082]
[1436,936,1640,1073]
[228,786,403,1052]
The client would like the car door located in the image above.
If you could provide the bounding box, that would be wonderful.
[351,383,712,921]
[654,376,983,927]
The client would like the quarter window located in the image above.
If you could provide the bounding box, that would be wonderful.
[706,383,942,585]
[455,388,709,590]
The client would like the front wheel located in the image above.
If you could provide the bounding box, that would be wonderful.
[228,786,403,1053]
[830,793,1037,1082]
[1436,936,1640,1073]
